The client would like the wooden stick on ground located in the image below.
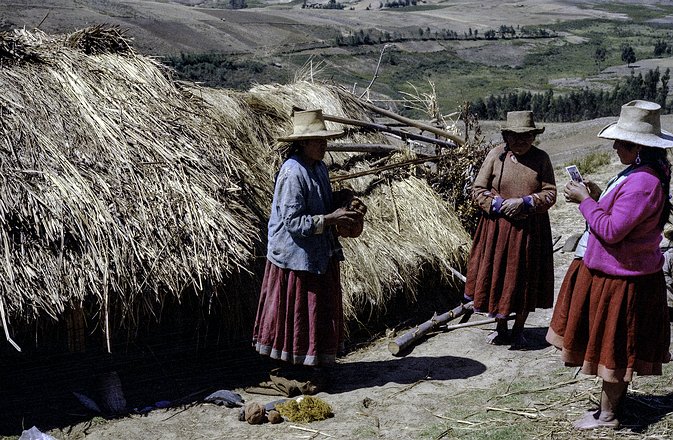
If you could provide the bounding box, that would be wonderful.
[388,311,517,355]
[288,425,333,438]
[388,302,472,355]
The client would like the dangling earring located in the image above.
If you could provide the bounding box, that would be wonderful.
[635,151,641,165]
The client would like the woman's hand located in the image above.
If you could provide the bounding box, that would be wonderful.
[564,181,591,204]
[501,198,525,218]
[584,180,602,201]
[324,207,360,227]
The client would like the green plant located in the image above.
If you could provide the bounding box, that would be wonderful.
[564,151,612,175]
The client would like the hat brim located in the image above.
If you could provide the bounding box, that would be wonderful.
[598,122,673,148]
[500,126,545,135]
[277,129,345,142]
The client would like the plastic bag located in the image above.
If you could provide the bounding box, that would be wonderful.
[18,426,57,440]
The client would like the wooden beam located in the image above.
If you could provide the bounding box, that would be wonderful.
[361,101,465,146]
[323,113,459,149]
[327,143,433,157]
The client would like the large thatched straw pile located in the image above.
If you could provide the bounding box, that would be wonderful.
[0,27,259,342]
[0,26,471,351]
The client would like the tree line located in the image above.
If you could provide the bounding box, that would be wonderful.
[335,24,554,47]
[471,67,671,122]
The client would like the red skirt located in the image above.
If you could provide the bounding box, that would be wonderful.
[547,259,671,382]
[252,259,344,366]
[464,213,554,317]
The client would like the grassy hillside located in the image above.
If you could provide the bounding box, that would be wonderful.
[2,1,673,116]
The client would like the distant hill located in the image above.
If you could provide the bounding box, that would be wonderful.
[0,0,622,56]
[2,1,673,115]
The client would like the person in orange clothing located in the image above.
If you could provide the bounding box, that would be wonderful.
[547,100,672,430]
[464,110,557,349]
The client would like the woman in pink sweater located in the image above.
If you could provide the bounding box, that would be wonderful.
[547,100,673,430]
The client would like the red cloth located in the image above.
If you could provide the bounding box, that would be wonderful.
[464,212,554,317]
[253,258,343,366]
[547,259,670,382]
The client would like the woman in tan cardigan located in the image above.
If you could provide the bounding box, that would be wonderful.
[464,111,557,349]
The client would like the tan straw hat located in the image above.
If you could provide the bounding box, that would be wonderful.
[500,110,545,134]
[598,100,673,148]
[277,109,345,142]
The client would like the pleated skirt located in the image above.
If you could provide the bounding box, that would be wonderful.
[547,259,670,382]
[252,258,343,366]
[464,213,554,317]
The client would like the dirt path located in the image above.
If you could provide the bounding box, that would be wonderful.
[50,125,673,439]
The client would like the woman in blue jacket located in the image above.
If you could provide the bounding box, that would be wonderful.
[253,109,360,384]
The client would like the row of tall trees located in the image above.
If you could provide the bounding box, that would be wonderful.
[471,68,671,122]
[334,25,554,46]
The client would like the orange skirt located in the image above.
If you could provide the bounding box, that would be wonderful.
[547,259,670,382]
[464,213,554,317]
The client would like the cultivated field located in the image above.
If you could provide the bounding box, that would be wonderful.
[3,1,673,439]
[4,0,673,109]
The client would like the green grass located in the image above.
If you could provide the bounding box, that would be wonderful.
[411,369,673,439]
[167,13,673,119]
[350,426,381,438]
[563,151,612,175]
[318,16,668,115]
[579,2,673,22]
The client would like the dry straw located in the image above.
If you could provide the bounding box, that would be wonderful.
[0,27,258,340]
[0,26,471,349]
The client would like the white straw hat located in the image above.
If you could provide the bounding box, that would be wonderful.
[500,110,545,134]
[598,100,673,148]
[277,109,344,142]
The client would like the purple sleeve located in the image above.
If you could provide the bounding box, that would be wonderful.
[491,196,503,214]
[579,176,663,245]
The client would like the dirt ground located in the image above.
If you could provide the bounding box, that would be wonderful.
[35,119,673,440]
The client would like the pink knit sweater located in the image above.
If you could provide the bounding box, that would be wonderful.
[579,167,665,276]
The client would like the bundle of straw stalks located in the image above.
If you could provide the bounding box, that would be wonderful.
[0,28,259,346]
[0,26,474,352]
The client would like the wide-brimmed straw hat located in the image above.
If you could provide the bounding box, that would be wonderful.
[277,109,344,142]
[598,100,673,148]
[500,110,545,135]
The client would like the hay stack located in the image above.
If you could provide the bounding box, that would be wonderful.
[0,28,259,341]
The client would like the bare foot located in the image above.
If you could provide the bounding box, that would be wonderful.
[572,410,619,430]
[485,331,510,345]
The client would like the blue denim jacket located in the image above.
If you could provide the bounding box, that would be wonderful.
[267,155,344,274]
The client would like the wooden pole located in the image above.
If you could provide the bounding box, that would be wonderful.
[388,302,472,355]
[361,101,466,146]
[388,309,516,356]
[442,316,514,331]
[326,143,433,157]
[323,114,459,149]
[330,155,442,183]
